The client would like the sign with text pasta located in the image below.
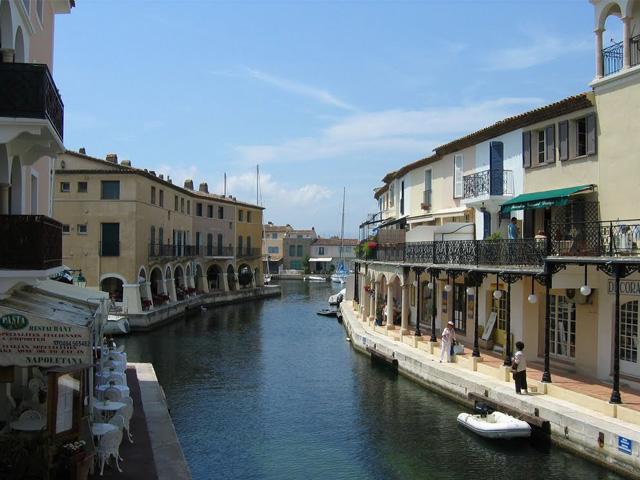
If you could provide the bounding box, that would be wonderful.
[0,306,92,367]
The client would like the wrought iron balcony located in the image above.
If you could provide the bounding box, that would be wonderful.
[548,219,640,257]
[0,215,62,269]
[463,170,514,199]
[148,243,199,259]
[237,247,262,259]
[603,34,640,76]
[0,63,64,140]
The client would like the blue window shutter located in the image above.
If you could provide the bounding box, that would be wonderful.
[586,113,596,155]
[522,131,531,168]
[558,120,569,161]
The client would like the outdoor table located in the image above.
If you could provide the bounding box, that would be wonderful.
[100,358,126,373]
[91,422,118,440]
[95,384,130,401]
[95,370,127,386]
[93,401,126,422]
[10,418,46,432]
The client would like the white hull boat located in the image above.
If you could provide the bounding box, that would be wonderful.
[104,314,131,336]
[328,288,346,306]
[305,276,326,282]
[457,411,531,439]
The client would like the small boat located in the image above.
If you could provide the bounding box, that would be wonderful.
[316,309,338,317]
[103,314,131,336]
[328,288,346,305]
[457,411,531,439]
[305,276,326,282]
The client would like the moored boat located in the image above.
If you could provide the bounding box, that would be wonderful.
[316,309,338,317]
[328,288,346,305]
[457,411,531,439]
[104,314,131,336]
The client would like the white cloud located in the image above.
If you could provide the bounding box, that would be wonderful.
[242,67,359,112]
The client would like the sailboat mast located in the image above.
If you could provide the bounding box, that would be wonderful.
[340,187,345,262]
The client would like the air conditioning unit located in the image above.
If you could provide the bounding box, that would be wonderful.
[565,288,591,304]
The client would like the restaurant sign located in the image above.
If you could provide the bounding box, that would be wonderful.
[607,279,640,296]
[0,306,92,367]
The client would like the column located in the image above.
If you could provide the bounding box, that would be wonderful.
[622,17,631,70]
[595,28,604,79]
[400,283,409,335]
[0,48,15,63]
[122,284,142,313]
[385,282,394,331]
[167,278,177,302]
[0,184,10,215]
[200,273,210,293]
[141,282,153,307]
[220,272,230,292]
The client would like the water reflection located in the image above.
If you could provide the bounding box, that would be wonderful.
[121,281,623,480]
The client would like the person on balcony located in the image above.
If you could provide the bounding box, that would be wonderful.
[508,217,519,240]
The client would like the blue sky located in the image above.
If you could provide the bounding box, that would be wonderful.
[53,0,605,240]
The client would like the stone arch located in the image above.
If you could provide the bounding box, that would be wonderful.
[13,25,25,62]
[99,273,126,299]
[207,264,223,290]
[149,265,164,297]
[237,262,253,288]
[0,1,14,51]
[10,154,22,214]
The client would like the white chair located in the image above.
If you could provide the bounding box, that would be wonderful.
[117,345,125,352]
[114,405,133,443]
[31,367,44,380]
[107,375,124,386]
[19,409,42,420]
[28,378,45,395]
[103,387,122,402]
[97,428,123,475]
[119,396,133,407]
[108,414,125,431]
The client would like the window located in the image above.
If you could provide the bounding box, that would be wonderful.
[187,200,190,215]
[454,153,463,198]
[196,203,203,217]
[206,234,213,256]
[196,232,202,251]
[319,247,325,255]
[100,223,120,256]
[452,284,466,333]
[550,294,576,358]
[174,196,178,211]
[389,183,395,207]
[181,198,185,213]
[101,181,120,199]
[289,245,296,256]
[268,246,279,254]
[424,169,432,208]
[60,182,70,192]
[78,182,88,193]
[150,226,156,255]
[207,205,213,218]
[247,237,252,255]
[217,234,223,255]
[272,233,278,239]
[620,300,638,363]
[159,190,164,207]
[151,187,156,204]
[77,224,87,235]
[491,289,507,334]
[238,210,243,222]
[560,113,596,160]
[247,211,252,223]
[238,236,243,255]
[297,245,303,257]
[218,206,224,219]
[62,225,70,234]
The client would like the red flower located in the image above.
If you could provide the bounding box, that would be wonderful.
[367,242,377,249]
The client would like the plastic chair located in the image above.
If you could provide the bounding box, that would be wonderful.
[117,345,125,352]
[28,378,45,394]
[119,396,133,407]
[97,428,123,475]
[114,405,133,443]
[103,387,123,402]
[19,410,42,420]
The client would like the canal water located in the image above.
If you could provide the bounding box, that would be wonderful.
[121,281,623,480]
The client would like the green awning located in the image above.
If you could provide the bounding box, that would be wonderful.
[500,184,595,213]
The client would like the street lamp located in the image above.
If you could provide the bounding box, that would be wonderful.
[580,264,592,296]
[528,275,538,304]
[493,272,502,298]
[73,270,87,288]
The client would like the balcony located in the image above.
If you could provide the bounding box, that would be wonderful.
[237,247,262,259]
[0,215,62,270]
[0,63,64,140]
[548,219,640,257]
[463,170,514,199]
[603,34,640,76]
[148,244,198,259]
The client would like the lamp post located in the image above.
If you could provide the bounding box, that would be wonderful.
[413,267,424,337]
[73,270,87,288]
[428,269,439,343]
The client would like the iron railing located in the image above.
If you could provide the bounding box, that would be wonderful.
[236,247,262,258]
[603,34,640,76]
[0,63,64,140]
[0,215,62,269]
[463,170,514,199]
[148,244,200,259]
[548,219,640,257]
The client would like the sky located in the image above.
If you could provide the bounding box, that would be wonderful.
[52,0,610,240]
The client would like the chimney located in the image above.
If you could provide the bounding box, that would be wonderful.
[121,159,131,166]
[184,179,194,190]
[106,153,118,164]
[199,183,209,193]
[159,174,164,180]
[79,147,86,154]
[167,176,172,184]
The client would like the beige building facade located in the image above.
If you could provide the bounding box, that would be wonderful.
[54,149,265,314]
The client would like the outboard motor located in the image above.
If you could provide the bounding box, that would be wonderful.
[474,402,494,418]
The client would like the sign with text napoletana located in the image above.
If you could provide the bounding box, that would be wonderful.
[607,279,640,296]
[0,306,92,368]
